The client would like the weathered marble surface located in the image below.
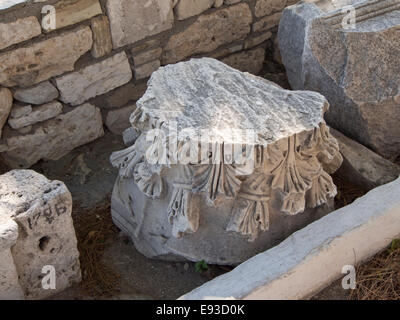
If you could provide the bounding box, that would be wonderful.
[278,0,400,160]
[110,58,342,265]
[0,170,81,299]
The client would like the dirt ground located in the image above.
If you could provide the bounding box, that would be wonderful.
[25,129,358,300]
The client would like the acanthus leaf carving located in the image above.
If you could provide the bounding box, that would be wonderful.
[167,182,199,238]
[192,142,245,202]
[271,135,321,215]
[227,192,270,242]
[307,170,337,208]
[110,143,143,178]
[133,162,164,199]
[302,123,343,173]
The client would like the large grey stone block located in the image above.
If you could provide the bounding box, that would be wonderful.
[278,0,400,160]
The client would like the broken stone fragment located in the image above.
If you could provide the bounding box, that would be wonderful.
[110,58,342,265]
[330,128,400,189]
[13,81,59,105]
[278,0,400,160]
[1,103,104,168]
[8,101,63,129]
[0,87,13,138]
[122,127,140,146]
[0,169,81,299]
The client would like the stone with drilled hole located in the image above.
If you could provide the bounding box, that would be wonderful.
[0,169,81,299]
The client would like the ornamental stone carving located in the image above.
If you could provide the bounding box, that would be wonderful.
[110,58,342,265]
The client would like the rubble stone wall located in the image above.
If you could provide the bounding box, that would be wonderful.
[0,0,298,168]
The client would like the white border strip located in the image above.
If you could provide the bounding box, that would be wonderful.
[180,177,400,300]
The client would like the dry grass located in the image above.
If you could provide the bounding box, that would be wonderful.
[349,239,400,300]
[72,201,120,298]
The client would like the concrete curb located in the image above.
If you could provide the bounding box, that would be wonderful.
[179,177,400,300]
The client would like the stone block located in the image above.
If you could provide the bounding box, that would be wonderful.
[278,0,400,159]
[0,170,81,299]
[221,47,266,74]
[13,81,59,105]
[106,0,174,48]
[0,26,93,87]
[162,3,252,64]
[8,101,62,129]
[174,0,215,20]
[110,58,342,265]
[134,60,160,80]
[0,215,23,300]
[0,16,41,50]
[55,52,132,106]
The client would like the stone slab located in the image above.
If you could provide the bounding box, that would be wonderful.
[90,15,113,58]
[330,127,400,189]
[8,101,63,129]
[55,52,132,106]
[180,176,400,299]
[278,0,400,159]
[46,0,102,31]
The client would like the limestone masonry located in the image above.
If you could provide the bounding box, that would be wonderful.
[0,170,81,300]
[0,0,296,168]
